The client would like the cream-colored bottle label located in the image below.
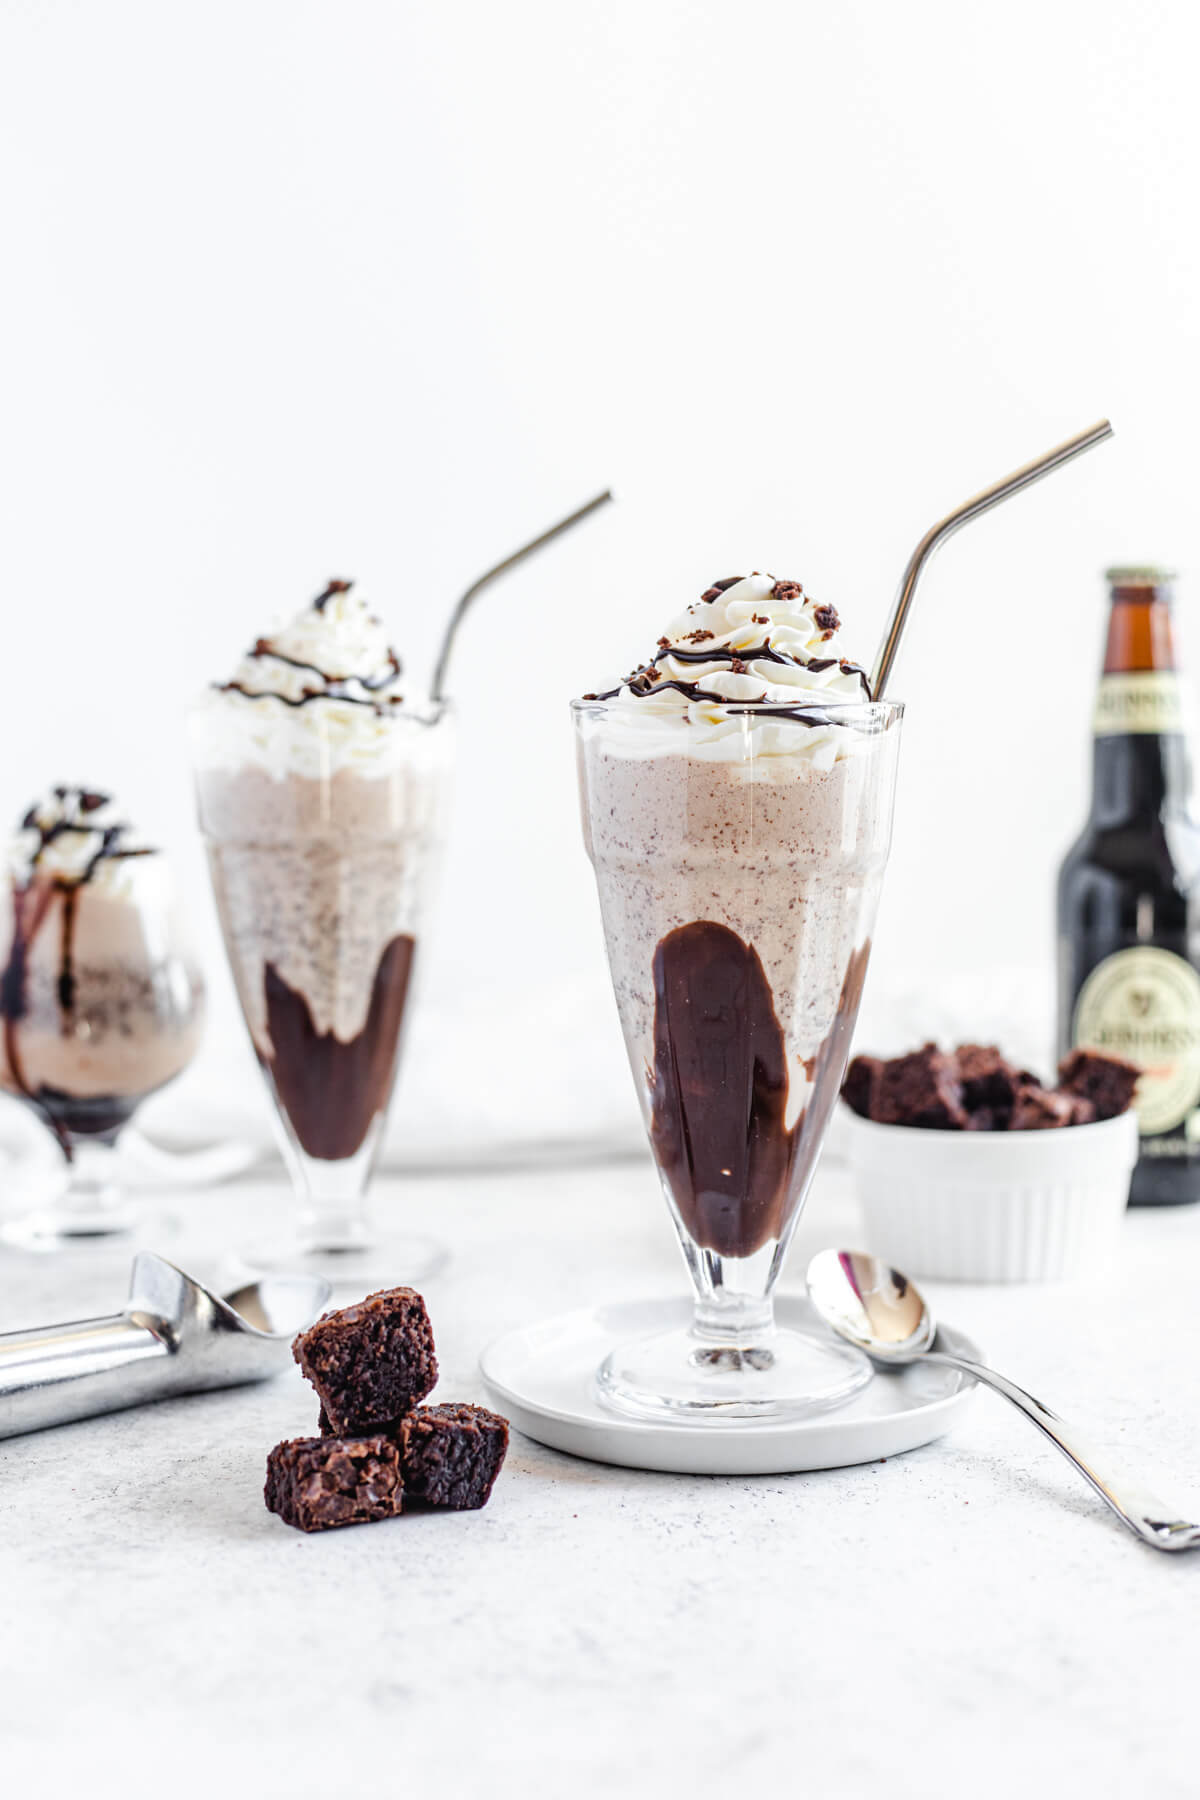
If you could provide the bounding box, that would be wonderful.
[1093,672,1184,736]
[1073,946,1200,1135]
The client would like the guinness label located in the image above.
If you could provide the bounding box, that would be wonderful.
[1093,672,1184,737]
[1074,946,1200,1135]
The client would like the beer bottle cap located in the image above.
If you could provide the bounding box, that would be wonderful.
[1105,564,1177,586]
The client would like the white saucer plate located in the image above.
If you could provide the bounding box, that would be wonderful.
[481,1293,980,1476]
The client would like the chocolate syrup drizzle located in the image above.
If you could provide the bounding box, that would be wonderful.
[313,578,353,612]
[0,789,154,1157]
[217,579,405,713]
[582,576,872,720]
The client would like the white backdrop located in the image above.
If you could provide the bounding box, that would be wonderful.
[1,0,1198,1160]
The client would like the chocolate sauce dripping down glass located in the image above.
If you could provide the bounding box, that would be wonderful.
[430,489,613,703]
[0,794,155,1156]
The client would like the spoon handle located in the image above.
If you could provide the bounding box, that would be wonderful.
[926,1351,1200,1553]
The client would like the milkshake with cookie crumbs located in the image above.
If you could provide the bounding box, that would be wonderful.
[574,573,903,1422]
[192,580,451,1262]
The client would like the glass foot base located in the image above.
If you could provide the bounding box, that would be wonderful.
[229,1230,448,1295]
[0,1200,177,1254]
[596,1320,872,1425]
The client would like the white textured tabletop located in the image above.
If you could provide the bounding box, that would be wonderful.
[1,1156,1198,1799]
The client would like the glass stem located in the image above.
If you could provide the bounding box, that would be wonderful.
[692,1288,775,1345]
[681,1239,779,1344]
[54,1138,135,1236]
[287,1135,379,1255]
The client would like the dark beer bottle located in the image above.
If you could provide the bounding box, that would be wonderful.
[1057,566,1200,1204]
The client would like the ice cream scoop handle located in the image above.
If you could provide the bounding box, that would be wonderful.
[0,1312,172,1440]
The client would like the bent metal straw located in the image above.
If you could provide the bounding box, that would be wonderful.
[871,420,1113,699]
[431,489,614,702]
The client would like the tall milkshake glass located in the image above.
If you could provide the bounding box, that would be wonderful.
[191,581,451,1283]
[574,573,903,1421]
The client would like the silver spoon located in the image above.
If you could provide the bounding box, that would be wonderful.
[806,1248,1200,1553]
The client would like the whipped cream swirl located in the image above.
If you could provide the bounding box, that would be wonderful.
[195,579,435,781]
[582,574,873,765]
[9,787,152,891]
[220,580,404,712]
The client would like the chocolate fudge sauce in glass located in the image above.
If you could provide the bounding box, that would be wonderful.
[574,574,903,1422]
[192,581,451,1277]
[0,787,205,1243]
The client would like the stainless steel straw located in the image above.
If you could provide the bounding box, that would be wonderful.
[871,420,1114,698]
[431,489,614,701]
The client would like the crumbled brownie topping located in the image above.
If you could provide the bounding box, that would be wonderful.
[813,603,840,634]
[770,579,803,602]
[312,578,354,613]
[686,629,714,644]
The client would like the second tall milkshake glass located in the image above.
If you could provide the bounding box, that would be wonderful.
[575,695,903,1422]
[191,584,451,1283]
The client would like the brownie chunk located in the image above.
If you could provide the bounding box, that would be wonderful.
[293,1288,438,1434]
[1009,1085,1094,1130]
[841,1055,883,1119]
[953,1044,1024,1113]
[318,1403,405,1438]
[399,1403,510,1511]
[1057,1049,1140,1121]
[264,1435,403,1532]
[874,1045,968,1130]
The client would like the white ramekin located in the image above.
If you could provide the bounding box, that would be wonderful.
[844,1110,1139,1283]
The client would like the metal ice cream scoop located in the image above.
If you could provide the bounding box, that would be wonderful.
[0,1252,330,1440]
